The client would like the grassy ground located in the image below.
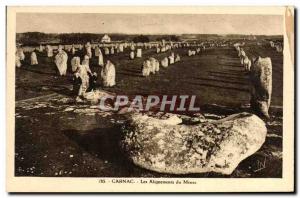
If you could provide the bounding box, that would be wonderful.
[15,42,283,177]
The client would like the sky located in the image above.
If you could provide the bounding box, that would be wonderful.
[16,13,283,35]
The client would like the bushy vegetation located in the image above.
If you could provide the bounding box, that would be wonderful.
[16,32,283,46]
[132,35,150,43]
[16,32,183,45]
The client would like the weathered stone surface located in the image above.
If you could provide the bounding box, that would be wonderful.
[104,47,110,55]
[175,54,181,62]
[30,52,38,65]
[149,57,159,73]
[85,42,92,58]
[94,46,101,57]
[142,60,151,77]
[136,48,142,58]
[130,51,135,60]
[250,57,272,118]
[98,54,104,66]
[54,50,68,76]
[120,112,267,175]
[46,45,53,57]
[71,57,81,72]
[15,52,22,67]
[101,60,116,87]
[161,57,168,68]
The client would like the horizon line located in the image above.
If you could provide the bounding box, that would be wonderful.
[16,31,283,36]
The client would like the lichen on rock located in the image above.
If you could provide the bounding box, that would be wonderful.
[120,112,267,175]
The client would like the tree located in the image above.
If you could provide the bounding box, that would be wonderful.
[132,35,150,43]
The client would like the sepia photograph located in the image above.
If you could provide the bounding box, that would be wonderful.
[6,6,294,192]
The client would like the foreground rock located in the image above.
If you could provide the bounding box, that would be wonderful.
[120,112,267,175]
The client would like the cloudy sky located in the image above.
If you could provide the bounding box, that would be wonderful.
[16,13,283,35]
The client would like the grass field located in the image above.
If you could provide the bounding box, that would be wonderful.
[15,41,283,177]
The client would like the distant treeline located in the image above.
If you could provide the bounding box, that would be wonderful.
[16,32,182,46]
[16,32,283,46]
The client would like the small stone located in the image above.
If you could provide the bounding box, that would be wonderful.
[64,107,74,112]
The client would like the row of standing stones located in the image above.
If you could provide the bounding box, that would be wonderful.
[17,41,273,175]
[119,48,272,175]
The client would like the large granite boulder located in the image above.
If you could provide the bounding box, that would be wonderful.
[120,112,267,175]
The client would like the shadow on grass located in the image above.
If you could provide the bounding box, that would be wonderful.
[62,126,132,168]
[192,77,249,86]
[117,71,142,78]
[19,67,56,76]
[185,81,249,92]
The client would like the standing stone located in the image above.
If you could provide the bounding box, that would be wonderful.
[236,47,241,57]
[240,57,245,65]
[95,46,101,57]
[110,46,115,55]
[130,45,135,51]
[161,57,168,68]
[82,55,90,68]
[71,46,76,55]
[250,57,272,118]
[46,45,53,57]
[16,48,25,61]
[76,64,91,97]
[175,54,180,62]
[71,56,81,72]
[101,60,116,87]
[240,49,246,58]
[168,54,175,65]
[243,56,251,72]
[142,60,151,76]
[98,53,104,66]
[39,45,44,52]
[104,47,110,55]
[119,44,124,52]
[30,51,38,65]
[156,47,161,54]
[276,44,283,53]
[130,51,135,60]
[149,57,159,73]
[86,47,92,58]
[120,112,267,175]
[54,48,68,76]
[15,52,21,68]
[64,45,70,52]
[136,48,142,58]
